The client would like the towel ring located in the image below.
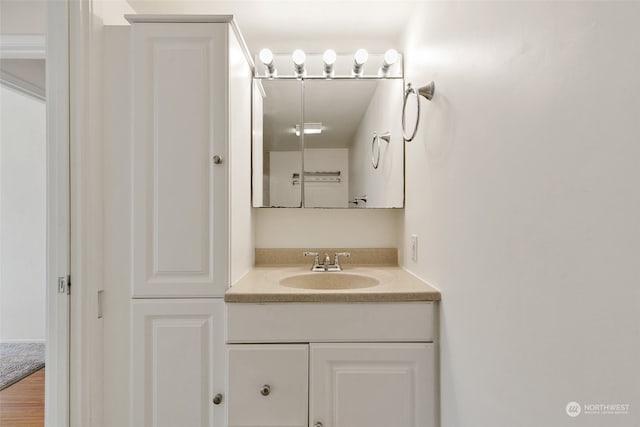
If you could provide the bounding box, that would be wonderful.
[402,81,435,142]
[371,132,380,169]
[371,131,391,169]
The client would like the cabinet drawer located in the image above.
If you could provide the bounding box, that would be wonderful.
[227,344,308,427]
[227,302,434,343]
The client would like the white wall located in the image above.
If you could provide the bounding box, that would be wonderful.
[304,148,349,208]
[255,208,400,248]
[400,2,640,426]
[269,148,350,208]
[0,0,46,35]
[0,85,46,342]
[269,151,302,207]
[350,79,404,208]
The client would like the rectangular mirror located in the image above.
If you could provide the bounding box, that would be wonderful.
[253,79,302,207]
[252,78,404,208]
[303,79,404,208]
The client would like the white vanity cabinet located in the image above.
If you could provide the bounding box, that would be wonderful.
[226,302,439,427]
[310,343,434,427]
[132,300,226,427]
[127,15,253,427]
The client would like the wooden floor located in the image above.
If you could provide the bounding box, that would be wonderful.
[0,368,44,427]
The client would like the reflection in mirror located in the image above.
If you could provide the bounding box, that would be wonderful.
[252,79,302,207]
[303,79,404,208]
[252,78,404,208]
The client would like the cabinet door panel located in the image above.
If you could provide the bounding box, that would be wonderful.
[310,343,435,427]
[228,344,308,427]
[132,299,225,427]
[132,23,228,297]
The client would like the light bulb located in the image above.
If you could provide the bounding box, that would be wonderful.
[292,49,306,77]
[352,49,368,77]
[383,49,399,66]
[259,48,276,78]
[354,49,368,65]
[380,49,399,77]
[323,49,337,66]
[292,49,306,66]
[259,48,273,65]
[323,49,336,78]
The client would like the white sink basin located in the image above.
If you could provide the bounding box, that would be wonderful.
[279,272,379,290]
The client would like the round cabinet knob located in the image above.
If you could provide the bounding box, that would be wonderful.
[314,422,324,427]
[260,384,271,396]
[212,393,223,405]
[213,154,223,164]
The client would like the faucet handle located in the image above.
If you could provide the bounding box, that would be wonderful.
[334,252,351,266]
[303,251,318,257]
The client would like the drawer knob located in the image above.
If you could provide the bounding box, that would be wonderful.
[260,384,271,396]
[212,393,223,405]
[314,422,323,427]
[213,154,223,164]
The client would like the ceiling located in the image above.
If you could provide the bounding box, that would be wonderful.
[122,0,417,54]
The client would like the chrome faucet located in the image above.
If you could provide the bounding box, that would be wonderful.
[304,251,351,272]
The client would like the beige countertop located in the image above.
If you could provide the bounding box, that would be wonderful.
[225,265,441,303]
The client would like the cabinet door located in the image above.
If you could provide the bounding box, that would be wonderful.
[310,343,435,427]
[227,344,308,427]
[132,299,225,427]
[131,22,228,297]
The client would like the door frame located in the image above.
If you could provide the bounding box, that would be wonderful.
[46,1,70,426]
[42,1,104,425]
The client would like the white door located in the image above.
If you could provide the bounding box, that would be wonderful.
[131,299,226,427]
[131,22,229,298]
[310,343,436,427]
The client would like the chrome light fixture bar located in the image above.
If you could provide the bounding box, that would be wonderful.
[323,49,337,79]
[295,122,323,136]
[352,48,368,78]
[292,49,306,78]
[379,49,399,77]
[259,48,276,78]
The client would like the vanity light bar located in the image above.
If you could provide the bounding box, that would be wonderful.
[257,49,400,78]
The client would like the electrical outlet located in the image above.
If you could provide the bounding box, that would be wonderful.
[411,234,418,262]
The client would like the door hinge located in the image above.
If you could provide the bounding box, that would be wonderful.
[58,275,71,295]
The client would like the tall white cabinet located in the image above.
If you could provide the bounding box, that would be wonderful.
[127,15,253,427]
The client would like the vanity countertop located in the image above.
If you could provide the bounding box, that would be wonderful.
[225,265,441,303]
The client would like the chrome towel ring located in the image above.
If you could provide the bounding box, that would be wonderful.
[402,81,435,142]
[371,131,391,169]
